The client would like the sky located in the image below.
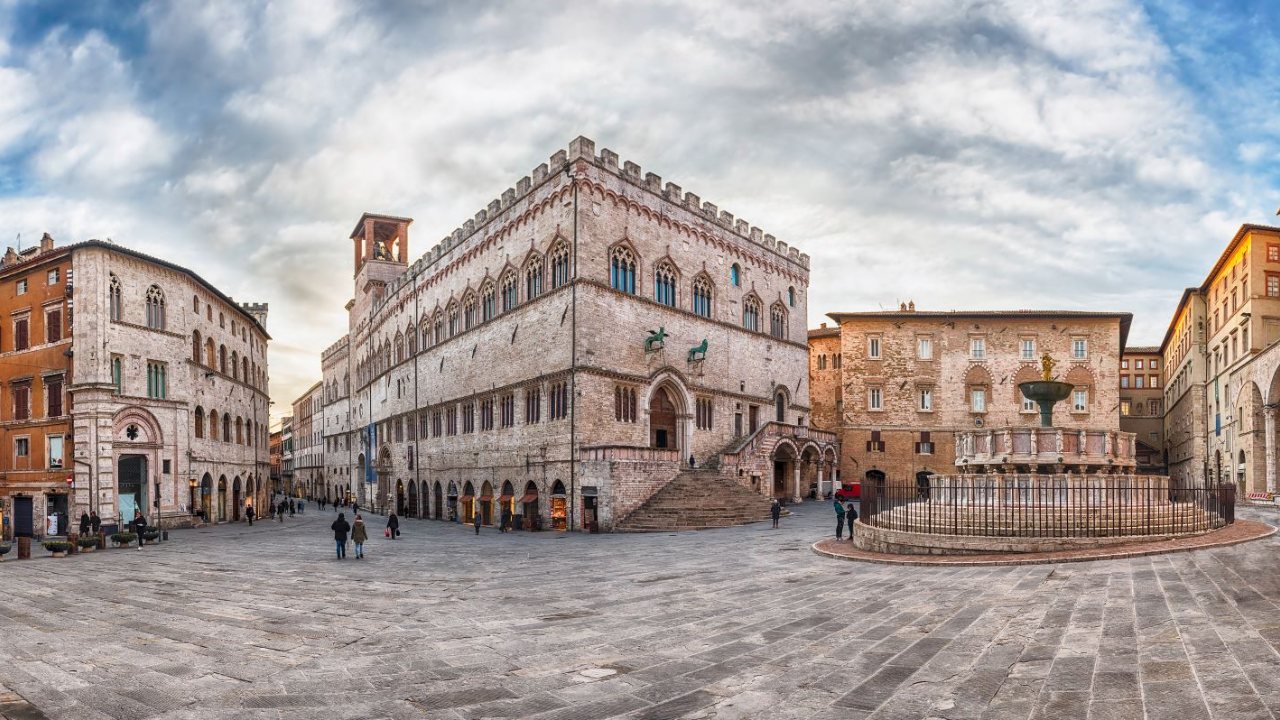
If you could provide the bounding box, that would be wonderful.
[1,0,1277,424]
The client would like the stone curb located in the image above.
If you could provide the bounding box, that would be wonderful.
[810,520,1277,567]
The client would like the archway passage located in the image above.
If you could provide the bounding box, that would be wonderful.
[434,482,444,520]
[232,477,242,521]
[406,481,418,518]
[201,474,213,522]
[500,481,514,528]
[396,479,406,516]
[650,387,678,449]
[521,481,539,531]
[461,482,475,524]
[479,481,494,526]
[772,444,797,499]
[217,476,228,522]
[551,480,567,531]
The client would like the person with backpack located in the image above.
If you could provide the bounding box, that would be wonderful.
[386,512,399,540]
[331,513,350,560]
[834,497,846,540]
[351,515,368,559]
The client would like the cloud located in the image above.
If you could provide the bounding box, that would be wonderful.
[0,0,1277,421]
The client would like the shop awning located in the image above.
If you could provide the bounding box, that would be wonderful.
[499,493,512,501]
[459,495,473,502]
[520,492,538,503]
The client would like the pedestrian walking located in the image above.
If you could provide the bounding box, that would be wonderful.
[770,499,781,529]
[89,510,101,534]
[352,501,359,516]
[331,513,350,559]
[288,499,295,517]
[473,509,482,535]
[351,515,367,559]
[79,511,91,536]
[834,497,846,540]
[386,512,399,539]
[846,501,858,535]
[133,510,147,550]
[246,504,255,526]
[278,501,285,522]
[500,507,512,533]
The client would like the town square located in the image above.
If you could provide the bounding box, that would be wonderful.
[3,1,1280,718]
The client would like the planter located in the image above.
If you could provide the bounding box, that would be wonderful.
[109,532,137,547]
[77,536,99,552]
[140,529,160,543]
[0,543,10,560]
[42,540,71,557]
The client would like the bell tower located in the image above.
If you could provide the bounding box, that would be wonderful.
[348,212,413,327]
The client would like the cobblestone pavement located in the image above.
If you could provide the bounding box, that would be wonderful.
[1,503,1279,720]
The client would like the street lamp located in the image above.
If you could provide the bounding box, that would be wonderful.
[188,478,197,521]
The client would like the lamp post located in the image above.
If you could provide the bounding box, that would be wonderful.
[188,478,197,522]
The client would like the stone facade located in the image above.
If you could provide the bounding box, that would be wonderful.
[315,136,834,532]
[1160,224,1280,494]
[291,382,323,499]
[2,238,276,536]
[818,307,1130,488]
[1120,347,1166,473]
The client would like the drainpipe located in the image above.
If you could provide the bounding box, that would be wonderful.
[568,164,579,532]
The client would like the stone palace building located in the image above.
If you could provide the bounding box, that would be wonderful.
[0,235,270,539]
[315,136,836,532]
[812,305,1131,488]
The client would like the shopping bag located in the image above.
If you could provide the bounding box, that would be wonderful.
[384,527,391,537]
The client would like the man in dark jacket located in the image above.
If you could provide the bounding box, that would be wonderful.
[246,504,255,526]
[331,513,350,559]
[79,512,91,536]
[770,499,781,529]
[89,511,101,534]
[387,512,399,539]
[133,510,147,550]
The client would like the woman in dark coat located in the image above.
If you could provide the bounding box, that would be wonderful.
[387,512,399,539]
[79,512,91,536]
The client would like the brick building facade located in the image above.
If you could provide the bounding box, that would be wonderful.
[314,136,835,532]
[1120,346,1166,474]
[813,306,1130,488]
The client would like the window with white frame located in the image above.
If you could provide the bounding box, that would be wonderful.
[919,387,933,411]
[917,337,932,360]
[1135,359,1144,370]
[1134,375,1144,389]
[1120,375,1129,389]
[1020,338,1035,360]
[1021,390,1035,412]
[47,434,63,468]
[1071,337,1087,359]
[1073,388,1089,412]
[1150,359,1159,370]
[970,387,986,412]
[868,387,883,411]
[970,337,985,360]
[868,336,881,359]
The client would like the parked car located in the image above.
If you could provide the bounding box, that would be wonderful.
[834,483,861,501]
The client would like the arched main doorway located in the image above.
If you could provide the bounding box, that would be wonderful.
[649,387,679,449]
[772,442,797,499]
[521,481,539,530]
[479,481,494,525]
[200,473,213,521]
[550,479,567,530]
[461,481,475,524]
[406,481,418,518]
[500,480,514,528]
[232,476,242,521]
[117,456,147,525]
[395,479,406,516]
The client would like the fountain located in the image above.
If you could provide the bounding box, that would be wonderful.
[852,353,1231,556]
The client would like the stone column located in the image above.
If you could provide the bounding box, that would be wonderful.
[792,462,802,503]
[817,465,825,498]
[1265,408,1277,493]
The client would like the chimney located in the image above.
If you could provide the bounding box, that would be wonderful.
[820,322,827,329]
[40,233,54,252]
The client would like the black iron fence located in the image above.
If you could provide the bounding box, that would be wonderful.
[859,475,1235,539]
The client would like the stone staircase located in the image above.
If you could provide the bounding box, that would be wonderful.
[616,470,777,532]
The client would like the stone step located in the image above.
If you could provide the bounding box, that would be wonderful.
[616,470,776,532]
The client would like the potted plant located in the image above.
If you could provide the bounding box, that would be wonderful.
[42,540,71,558]
[110,531,137,547]
[77,536,99,553]
[140,528,160,544]
[0,542,10,561]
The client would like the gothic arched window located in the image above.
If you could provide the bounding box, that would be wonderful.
[550,241,570,289]
[692,275,713,318]
[742,295,761,332]
[610,246,636,294]
[654,261,677,307]
[463,293,477,330]
[108,274,123,321]
[730,263,741,287]
[481,281,497,322]
[770,302,787,340]
[501,270,518,312]
[407,323,418,355]
[525,256,543,301]
[145,285,165,330]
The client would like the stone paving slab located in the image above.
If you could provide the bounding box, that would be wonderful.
[3,505,1280,719]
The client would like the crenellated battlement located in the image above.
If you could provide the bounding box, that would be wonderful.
[321,336,349,362]
[370,135,811,314]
